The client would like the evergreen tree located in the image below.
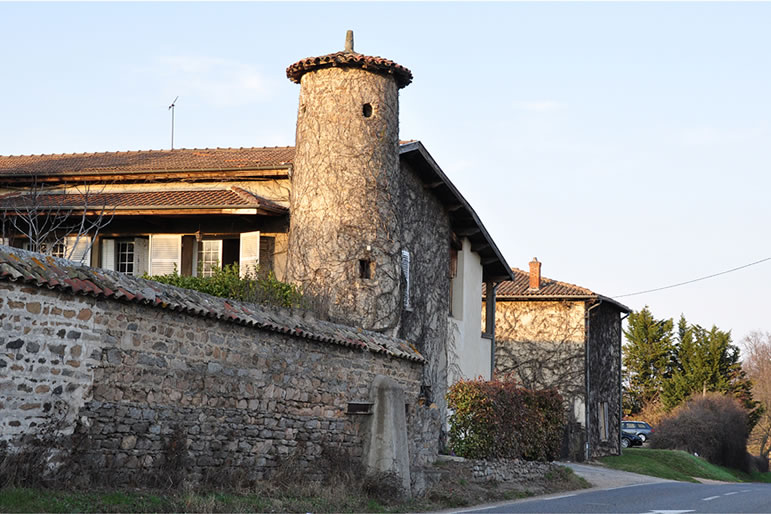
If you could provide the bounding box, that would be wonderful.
[622,307,674,413]
[662,318,760,428]
[661,315,696,410]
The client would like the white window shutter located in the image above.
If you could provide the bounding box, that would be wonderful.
[101,238,115,271]
[192,241,199,277]
[134,237,149,276]
[149,234,181,276]
[239,231,260,277]
[401,249,412,311]
[66,235,92,265]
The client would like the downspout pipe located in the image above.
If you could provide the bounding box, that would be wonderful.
[585,299,603,461]
[486,281,500,378]
[618,311,630,456]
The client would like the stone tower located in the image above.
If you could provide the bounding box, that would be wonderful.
[286,31,413,331]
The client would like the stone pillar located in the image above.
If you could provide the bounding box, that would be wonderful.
[363,375,411,497]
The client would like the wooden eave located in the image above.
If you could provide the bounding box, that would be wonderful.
[399,142,514,283]
[0,165,291,185]
[0,206,288,217]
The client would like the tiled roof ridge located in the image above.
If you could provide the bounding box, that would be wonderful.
[509,267,596,296]
[0,245,424,364]
[286,51,413,89]
[0,146,296,160]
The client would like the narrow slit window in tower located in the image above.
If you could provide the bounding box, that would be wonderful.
[359,259,373,279]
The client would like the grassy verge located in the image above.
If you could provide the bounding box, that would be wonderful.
[0,464,590,513]
[599,448,770,483]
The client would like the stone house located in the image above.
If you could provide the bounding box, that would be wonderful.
[0,32,513,462]
[484,259,630,460]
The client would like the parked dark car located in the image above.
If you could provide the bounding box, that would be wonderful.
[621,420,654,442]
[621,431,643,448]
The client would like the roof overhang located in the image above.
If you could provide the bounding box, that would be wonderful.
[0,166,291,185]
[0,188,289,217]
[495,293,631,313]
[399,141,514,283]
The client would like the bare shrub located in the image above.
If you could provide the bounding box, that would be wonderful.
[634,400,668,427]
[746,453,770,473]
[269,449,306,490]
[316,445,365,489]
[0,407,73,488]
[362,471,405,505]
[156,426,189,489]
[0,437,54,488]
[651,393,750,471]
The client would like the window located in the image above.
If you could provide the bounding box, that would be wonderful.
[197,240,222,277]
[259,236,275,275]
[149,234,182,276]
[26,238,88,262]
[359,259,373,279]
[117,240,135,275]
[449,247,458,315]
[49,242,66,258]
[599,402,609,442]
[401,249,412,311]
[239,231,260,277]
[30,240,65,257]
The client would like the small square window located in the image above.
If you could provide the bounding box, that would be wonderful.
[359,259,373,279]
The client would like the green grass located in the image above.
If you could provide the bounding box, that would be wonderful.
[725,469,771,483]
[0,488,175,513]
[600,448,770,483]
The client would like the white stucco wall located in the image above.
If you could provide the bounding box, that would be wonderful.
[447,238,490,385]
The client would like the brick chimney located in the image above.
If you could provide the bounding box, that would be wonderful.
[529,258,541,290]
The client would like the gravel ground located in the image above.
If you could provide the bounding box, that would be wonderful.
[559,461,673,489]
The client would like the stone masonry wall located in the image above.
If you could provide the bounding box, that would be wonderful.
[587,301,622,458]
[288,66,403,331]
[493,300,586,423]
[0,280,432,486]
[469,458,560,483]
[397,159,452,434]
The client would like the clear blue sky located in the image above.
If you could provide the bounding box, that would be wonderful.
[3,2,770,345]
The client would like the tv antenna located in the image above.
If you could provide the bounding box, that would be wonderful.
[168,96,179,150]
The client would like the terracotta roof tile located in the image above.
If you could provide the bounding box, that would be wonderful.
[0,147,295,177]
[0,188,287,213]
[495,268,596,297]
[487,268,631,313]
[0,245,424,363]
[287,51,412,88]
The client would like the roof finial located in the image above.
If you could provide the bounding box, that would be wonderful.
[345,30,354,53]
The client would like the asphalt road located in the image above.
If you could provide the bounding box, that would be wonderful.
[459,481,771,513]
[451,463,771,514]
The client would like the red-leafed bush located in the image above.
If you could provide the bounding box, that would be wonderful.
[447,378,566,461]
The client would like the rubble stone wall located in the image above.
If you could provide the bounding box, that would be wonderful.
[587,301,622,457]
[397,159,452,434]
[0,280,433,485]
[288,66,403,331]
[493,300,586,423]
[469,458,560,482]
